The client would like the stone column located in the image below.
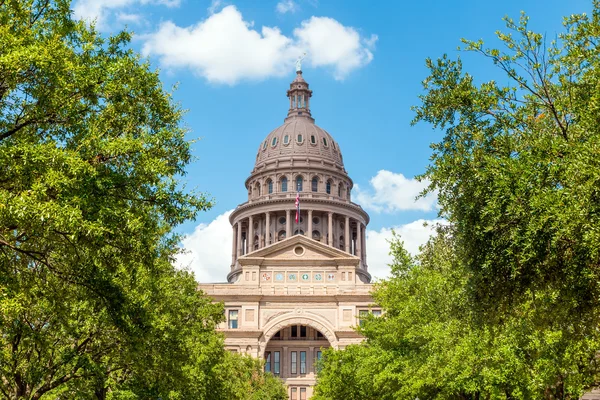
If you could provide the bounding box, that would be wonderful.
[248,215,254,252]
[286,209,291,238]
[362,224,367,266]
[345,216,350,253]
[307,209,313,239]
[237,221,243,258]
[328,212,333,247]
[356,222,362,260]
[231,224,237,265]
[265,212,271,246]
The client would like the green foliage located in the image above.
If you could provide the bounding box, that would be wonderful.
[0,1,287,399]
[316,3,600,398]
[316,233,600,399]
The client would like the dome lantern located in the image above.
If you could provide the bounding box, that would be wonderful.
[285,71,314,123]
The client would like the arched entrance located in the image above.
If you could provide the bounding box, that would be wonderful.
[262,322,332,399]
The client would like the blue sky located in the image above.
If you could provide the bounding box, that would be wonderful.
[72,0,592,281]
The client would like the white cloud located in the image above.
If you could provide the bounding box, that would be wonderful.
[353,170,437,213]
[208,0,225,15]
[72,0,179,29]
[276,0,298,14]
[294,17,377,79]
[176,210,233,283]
[117,12,144,24]
[366,219,445,280]
[141,5,376,84]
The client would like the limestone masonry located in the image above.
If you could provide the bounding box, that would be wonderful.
[198,70,376,399]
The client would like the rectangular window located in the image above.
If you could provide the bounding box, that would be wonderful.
[300,326,307,338]
[274,351,280,375]
[359,309,381,326]
[291,325,298,338]
[291,351,297,374]
[265,352,271,372]
[300,351,306,374]
[358,310,369,327]
[228,310,238,329]
[291,388,297,400]
[300,387,307,400]
[315,350,322,372]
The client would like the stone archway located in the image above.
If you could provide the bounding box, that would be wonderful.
[259,311,338,357]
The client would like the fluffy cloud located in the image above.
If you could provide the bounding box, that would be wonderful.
[366,219,445,280]
[353,170,437,213]
[72,0,179,29]
[141,5,377,84]
[276,0,298,14]
[175,210,233,283]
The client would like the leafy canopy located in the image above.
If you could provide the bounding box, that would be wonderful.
[0,1,286,399]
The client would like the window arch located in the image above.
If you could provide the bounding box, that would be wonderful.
[278,230,286,240]
[326,180,332,195]
[296,176,303,192]
[281,177,288,192]
[311,177,318,192]
[267,179,273,194]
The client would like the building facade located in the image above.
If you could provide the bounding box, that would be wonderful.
[198,70,377,399]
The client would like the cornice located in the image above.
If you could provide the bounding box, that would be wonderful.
[229,197,370,224]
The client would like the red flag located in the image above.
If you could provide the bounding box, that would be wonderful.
[295,190,300,224]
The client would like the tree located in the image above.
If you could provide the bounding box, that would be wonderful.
[315,232,600,399]
[412,2,600,327]
[0,1,287,398]
[316,4,600,398]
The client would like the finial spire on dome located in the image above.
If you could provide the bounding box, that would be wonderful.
[285,66,313,123]
[295,53,306,72]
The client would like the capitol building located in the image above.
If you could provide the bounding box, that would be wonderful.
[198,68,377,399]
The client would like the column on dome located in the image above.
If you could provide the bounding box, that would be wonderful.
[362,225,367,267]
[356,222,362,262]
[328,212,333,247]
[248,215,254,252]
[231,224,237,266]
[345,216,350,253]
[236,221,242,259]
[307,209,313,240]
[265,212,271,246]
[286,209,291,238]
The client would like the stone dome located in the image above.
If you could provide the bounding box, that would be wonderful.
[255,118,344,168]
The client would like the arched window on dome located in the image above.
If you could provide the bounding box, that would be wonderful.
[297,134,303,143]
[283,135,289,145]
[267,179,273,194]
[255,182,261,197]
[323,137,328,147]
[311,177,318,192]
[296,176,303,192]
[310,135,316,145]
[281,177,288,192]
[326,180,332,195]
[272,137,277,147]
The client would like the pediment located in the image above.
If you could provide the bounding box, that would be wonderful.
[239,235,359,267]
